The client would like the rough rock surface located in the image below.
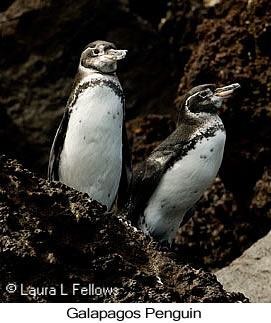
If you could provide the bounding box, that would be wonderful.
[126,114,175,166]
[158,0,209,79]
[250,166,271,219]
[0,156,247,302]
[216,230,271,303]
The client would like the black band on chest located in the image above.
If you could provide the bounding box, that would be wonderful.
[167,124,225,169]
[69,79,125,108]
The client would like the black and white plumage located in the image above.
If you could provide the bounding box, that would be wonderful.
[123,83,240,244]
[48,40,132,210]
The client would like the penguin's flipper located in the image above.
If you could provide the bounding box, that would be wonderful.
[126,148,174,224]
[119,125,189,221]
[117,124,133,209]
[48,109,70,181]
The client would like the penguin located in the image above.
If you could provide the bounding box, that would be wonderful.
[122,83,240,244]
[48,40,132,210]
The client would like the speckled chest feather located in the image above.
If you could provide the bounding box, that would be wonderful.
[59,74,124,210]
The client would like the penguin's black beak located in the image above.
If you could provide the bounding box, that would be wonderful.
[214,83,241,98]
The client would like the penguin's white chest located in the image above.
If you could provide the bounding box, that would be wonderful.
[141,129,226,242]
[59,82,123,210]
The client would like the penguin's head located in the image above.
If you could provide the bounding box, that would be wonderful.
[180,83,241,115]
[80,40,127,74]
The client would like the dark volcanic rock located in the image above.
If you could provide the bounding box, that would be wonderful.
[250,167,271,219]
[0,156,247,302]
[129,0,168,28]
[159,0,209,79]
[126,114,176,166]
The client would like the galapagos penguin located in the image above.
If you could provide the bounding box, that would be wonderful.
[48,40,132,210]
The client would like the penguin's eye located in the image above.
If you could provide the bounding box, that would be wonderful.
[92,48,100,56]
[89,47,105,56]
[199,89,212,99]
